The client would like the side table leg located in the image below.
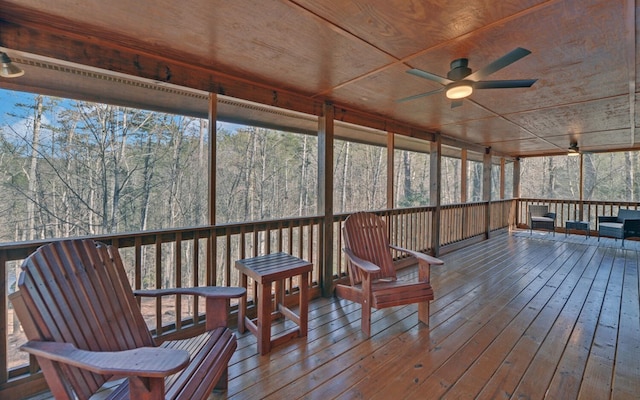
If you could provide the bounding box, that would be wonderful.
[257,281,272,355]
[275,279,284,319]
[238,273,248,333]
[299,271,309,337]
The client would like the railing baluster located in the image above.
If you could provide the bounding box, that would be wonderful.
[155,235,163,335]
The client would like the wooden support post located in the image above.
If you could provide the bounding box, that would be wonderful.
[430,134,442,256]
[318,102,334,297]
[513,158,521,199]
[208,93,217,286]
[579,153,584,220]
[483,148,492,239]
[460,149,467,203]
[500,157,506,200]
[387,132,395,209]
[513,158,521,228]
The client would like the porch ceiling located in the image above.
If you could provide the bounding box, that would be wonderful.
[0,0,638,158]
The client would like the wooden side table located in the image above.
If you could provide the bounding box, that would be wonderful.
[235,252,313,355]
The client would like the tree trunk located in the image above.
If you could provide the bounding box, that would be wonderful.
[341,142,350,212]
[625,152,633,201]
[583,154,596,200]
[298,135,308,216]
[26,95,43,240]
[403,151,412,203]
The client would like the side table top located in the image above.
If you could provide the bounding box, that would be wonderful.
[235,252,312,283]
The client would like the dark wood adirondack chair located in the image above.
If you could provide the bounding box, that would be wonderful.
[9,239,246,400]
[336,212,444,336]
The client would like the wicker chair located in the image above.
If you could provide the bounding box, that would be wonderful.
[529,205,556,235]
[597,208,640,247]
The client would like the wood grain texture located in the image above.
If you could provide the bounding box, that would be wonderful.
[1,0,638,157]
[206,232,640,399]
[12,239,241,399]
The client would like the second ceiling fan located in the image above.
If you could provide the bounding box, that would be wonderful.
[398,47,537,108]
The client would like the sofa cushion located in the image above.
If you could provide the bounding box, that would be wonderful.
[531,216,554,222]
[600,222,623,229]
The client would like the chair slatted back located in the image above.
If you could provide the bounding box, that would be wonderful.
[14,239,154,400]
[343,212,396,285]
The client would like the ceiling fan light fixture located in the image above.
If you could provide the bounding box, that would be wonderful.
[0,52,24,78]
[568,142,580,156]
[445,81,473,99]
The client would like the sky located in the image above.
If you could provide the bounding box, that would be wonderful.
[0,88,36,116]
[0,87,246,136]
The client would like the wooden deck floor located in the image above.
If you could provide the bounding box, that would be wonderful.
[216,231,640,400]
[30,231,639,399]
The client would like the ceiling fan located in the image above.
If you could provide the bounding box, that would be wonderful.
[397,47,537,107]
[567,139,594,156]
[568,140,580,156]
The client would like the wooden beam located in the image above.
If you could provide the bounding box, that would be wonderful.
[209,94,217,225]
[387,132,395,209]
[500,158,506,200]
[579,154,584,220]
[207,94,217,287]
[460,149,468,203]
[430,134,442,256]
[483,148,492,238]
[0,19,322,114]
[513,158,521,199]
[318,102,334,297]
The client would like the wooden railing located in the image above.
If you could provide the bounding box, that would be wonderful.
[11,196,640,397]
[1,202,515,398]
[1,217,325,396]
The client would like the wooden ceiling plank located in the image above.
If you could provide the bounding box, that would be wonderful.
[311,0,557,97]
[0,0,637,157]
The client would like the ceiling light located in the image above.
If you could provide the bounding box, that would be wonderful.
[445,81,473,99]
[0,52,25,78]
[568,142,580,156]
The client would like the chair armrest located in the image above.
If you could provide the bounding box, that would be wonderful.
[598,216,618,223]
[544,213,556,220]
[342,248,381,274]
[135,286,246,330]
[623,219,640,230]
[388,245,444,265]
[134,286,246,299]
[21,341,188,377]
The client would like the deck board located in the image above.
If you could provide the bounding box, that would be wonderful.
[219,232,640,400]
[32,232,640,400]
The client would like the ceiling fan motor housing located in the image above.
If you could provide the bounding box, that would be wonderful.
[447,58,472,81]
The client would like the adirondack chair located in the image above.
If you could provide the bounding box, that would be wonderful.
[9,239,246,400]
[336,212,444,336]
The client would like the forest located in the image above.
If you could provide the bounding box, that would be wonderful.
[1,90,639,244]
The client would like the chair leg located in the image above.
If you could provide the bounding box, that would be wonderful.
[418,301,429,327]
[361,302,372,336]
[214,368,229,392]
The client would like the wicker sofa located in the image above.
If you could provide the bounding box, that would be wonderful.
[597,208,640,247]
